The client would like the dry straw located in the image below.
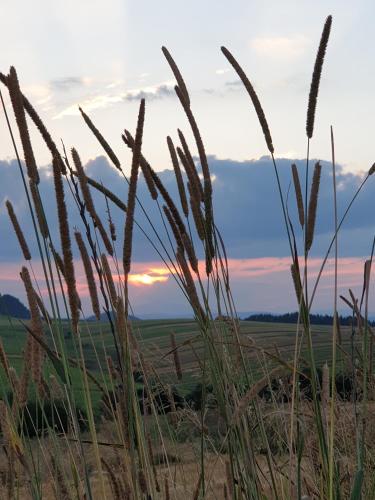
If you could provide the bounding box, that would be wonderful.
[225,461,234,499]
[138,469,148,495]
[50,455,71,500]
[164,476,170,500]
[123,98,145,275]
[162,46,190,106]
[52,156,80,332]
[75,231,101,320]
[192,472,203,500]
[221,46,274,154]
[170,332,183,380]
[167,136,189,217]
[79,106,121,170]
[306,15,332,139]
[101,457,124,500]
[233,365,288,422]
[306,161,322,252]
[6,200,31,260]
[147,434,160,492]
[7,67,40,184]
[291,164,305,228]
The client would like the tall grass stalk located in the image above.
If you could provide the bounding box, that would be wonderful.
[1,14,375,498]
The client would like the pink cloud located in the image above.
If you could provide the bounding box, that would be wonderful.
[0,256,372,316]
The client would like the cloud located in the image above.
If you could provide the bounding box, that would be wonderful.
[53,80,175,118]
[224,80,243,92]
[50,76,90,91]
[1,154,374,315]
[1,155,374,263]
[123,82,175,102]
[216,68,230,75]
[250,35,309,60]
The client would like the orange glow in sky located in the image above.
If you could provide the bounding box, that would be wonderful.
[128,273,169,286]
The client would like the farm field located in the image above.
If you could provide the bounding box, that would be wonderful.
[0,316,355,412]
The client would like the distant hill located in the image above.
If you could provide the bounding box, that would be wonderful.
[0,294,30,319]
[87,311,140,322]
[245,312,374,326]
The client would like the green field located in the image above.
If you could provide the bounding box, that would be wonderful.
[0,316,356,414]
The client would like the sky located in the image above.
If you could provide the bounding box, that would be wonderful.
[0,1,375,317]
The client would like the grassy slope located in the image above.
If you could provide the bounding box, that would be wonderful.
[0,316,354,412]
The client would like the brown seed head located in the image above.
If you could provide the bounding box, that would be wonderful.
[29,180,49,238]
[290,262,303,303]
[162,46,190,106]
[75,231,100,320]
[79,107,121,170]
[7,67,40,184]
[182,232,199,274]
[101,253,117,305]
[138,469,148,495]
[123,130,187,238]
[163,205,184,250]
[221,47,274,154]
[176,147,201,206]
[177,129,204,202]
[20,267,44,384]
[306,16,333,138]
[0,72,66,175]
[306,162,322,252]
[123,99,145,275]
[72,148,96,216]
[6,200,31,260]
[177,248,203,319]
[167,136,189,217]
[109,220,117,241]
[72,148,113,255]
[52,156,80,332]
[174,85,214,261]
[291,164,305,228]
